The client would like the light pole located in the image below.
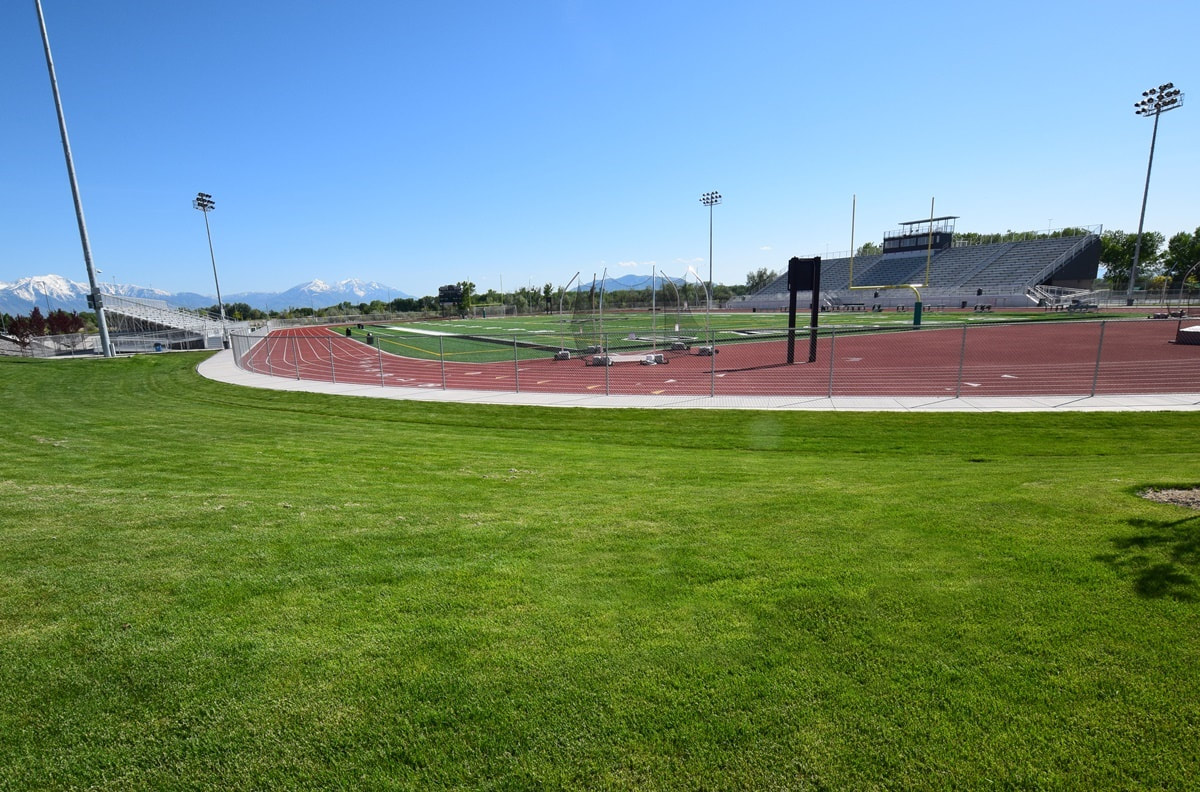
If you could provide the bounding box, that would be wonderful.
[37,279,52,315]
[699,191,721,312]
[1128,82,1184,305]
[34,0,113,357]
[192,192,227,331]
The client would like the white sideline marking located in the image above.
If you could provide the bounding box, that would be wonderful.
[385,325,453,336]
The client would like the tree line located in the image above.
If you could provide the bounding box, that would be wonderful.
[1,307,87,345]
[1098,227,1200,292]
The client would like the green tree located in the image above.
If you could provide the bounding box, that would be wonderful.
[745,268,778,293]
[458,281,475,310]
[1163,227,1200,286]
[6,312,44,347]
[856,241,882,256]
[542,282,553,312]
[46,309,85,336]
[27,307,47,337]
[208,302,267,321]
[1101,229,1164,291]
[388,297,422,312]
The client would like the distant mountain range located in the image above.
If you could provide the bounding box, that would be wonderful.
[0,275,413,316]
[574,274,688,292]
[1,272,697,316]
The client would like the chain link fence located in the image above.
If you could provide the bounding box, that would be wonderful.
[228,318,1200,401]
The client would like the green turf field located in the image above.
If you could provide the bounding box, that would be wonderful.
[2,353,1197,789]
[359,309,1123,364]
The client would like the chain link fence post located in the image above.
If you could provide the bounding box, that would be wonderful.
[827,328,836,398]
[440,336,447,390]
[710,325,716,398]
[514,335,520,393]
[1091,320,1107,397]
[955,323,968,399]
[604,332,610,395]
[328,336,336,384]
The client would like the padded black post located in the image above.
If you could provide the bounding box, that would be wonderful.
[787,256,821,364]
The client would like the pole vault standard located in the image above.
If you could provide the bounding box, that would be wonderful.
[786,256,821,364]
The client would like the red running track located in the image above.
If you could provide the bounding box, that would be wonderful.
[239,321,1200,398]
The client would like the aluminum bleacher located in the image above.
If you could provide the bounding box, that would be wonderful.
[853,256,928,288]
[962,237,1085,292]
[740,230,1100,310]
[101,293,233,349]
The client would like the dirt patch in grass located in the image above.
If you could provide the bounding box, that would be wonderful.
[1140,487,1200,510]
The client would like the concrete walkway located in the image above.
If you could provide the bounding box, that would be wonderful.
[196,349,1200,412]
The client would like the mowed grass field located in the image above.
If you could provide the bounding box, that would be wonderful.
[2,352,1198,790]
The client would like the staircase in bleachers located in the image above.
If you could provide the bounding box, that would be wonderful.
[962,236,1084,291]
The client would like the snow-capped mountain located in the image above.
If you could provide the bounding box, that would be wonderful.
[573,274,688,292]
[221,279,412,312]
[0,275,413,315]
[0,275,177,316]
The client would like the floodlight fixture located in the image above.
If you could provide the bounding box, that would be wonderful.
[1128,82,1184,305]
[193,191,227,327]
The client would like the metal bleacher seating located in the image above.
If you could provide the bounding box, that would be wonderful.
[961,237,1085,292]
[740,231,1100,310]
[853,255,928,288]
[102,293,231,348]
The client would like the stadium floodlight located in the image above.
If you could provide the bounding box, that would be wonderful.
[34,0,113,357]
[1128,82,1184,305]
[192,192,227,330]
[699,191,721,312]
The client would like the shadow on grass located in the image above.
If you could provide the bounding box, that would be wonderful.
[1097,513,1200,601]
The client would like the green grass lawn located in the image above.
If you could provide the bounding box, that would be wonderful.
[2,353,1198,790]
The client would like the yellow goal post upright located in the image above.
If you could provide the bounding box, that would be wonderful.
[848,196,953,327]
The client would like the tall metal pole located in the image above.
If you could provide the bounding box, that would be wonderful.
[1128,109,1161,305]
[700,191,721,315]
[193,192,227,336]
[34,0,112,357]
[1128,82,1184,305]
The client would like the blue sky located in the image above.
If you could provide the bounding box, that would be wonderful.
[3,0,1197,298]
